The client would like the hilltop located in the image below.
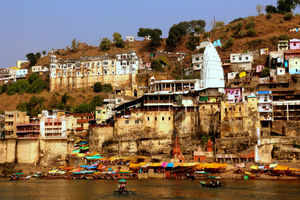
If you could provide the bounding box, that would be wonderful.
[2,13,300,112]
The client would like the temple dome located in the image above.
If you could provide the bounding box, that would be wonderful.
[202,42,225,89]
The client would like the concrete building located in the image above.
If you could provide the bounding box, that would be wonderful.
[40,110,67,138]
[49,52,139,93]
[288,57,300,75]
[278,40,289,51]
[4,111,29,137]
[230,53,253,71]
[16,118,40,139]
[224,88,243,103]
[289,39,300,50]
[192,53,203,71]
[126,36,135,42]
[31,66,49,73]
[15,69,28,78]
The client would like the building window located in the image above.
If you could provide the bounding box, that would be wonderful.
[155,117,157,121]
[168,117,171,120]
[147,117,150,121]
[162,117,164,121]
[135,120,139,124]
[125,120,129,124]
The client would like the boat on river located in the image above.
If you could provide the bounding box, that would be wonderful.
[114,179,136,195]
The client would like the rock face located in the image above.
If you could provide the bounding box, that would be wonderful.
[89,106,220,158]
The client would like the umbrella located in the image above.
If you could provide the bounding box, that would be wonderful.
[118,179,127,183]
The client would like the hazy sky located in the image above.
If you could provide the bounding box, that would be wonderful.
[0,0,283,66]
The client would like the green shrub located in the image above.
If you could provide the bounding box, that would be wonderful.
[246,28,257,37]
[93,82,102,93]
[278,34,289,40]
[284,13,293,21]
[245,21,255,30]
[247,39,263,49]
[223,37,234,50]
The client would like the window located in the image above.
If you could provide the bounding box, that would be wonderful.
[162,117,164,121]
[125,120,129,124]
[135,120,139,124]
[147,117,150,121]
[245,57,248,60]
[168,117,171,120]
[155,117,157,121]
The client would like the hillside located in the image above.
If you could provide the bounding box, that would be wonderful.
[3,13,300,111]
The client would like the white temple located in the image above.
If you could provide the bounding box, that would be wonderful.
[202,42,225,91]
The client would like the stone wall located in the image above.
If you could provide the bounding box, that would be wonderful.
[39,139,68,167]
[0,138,69,166]
[16,139,39,164]
[50,74,135,92]
[0,139,16,164]
[90,107,209,157]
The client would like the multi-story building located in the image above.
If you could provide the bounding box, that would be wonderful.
[289,39,300,50]
[284,49,300,75]
[192,53,203,71]
[224,88,243,103]
[95,98,123,124]
[31,66,49,73]
[0,68,12,84]
[69,113,93,136]
[4,111,29,137]
[49,51,139,94]
[278,40,289,51]
[40,110,67,138]
[16,118,40,139]
[230,53,253,71]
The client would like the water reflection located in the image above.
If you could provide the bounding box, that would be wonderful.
[0,179,299,200]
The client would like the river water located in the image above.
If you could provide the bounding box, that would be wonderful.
[0,179,299,200]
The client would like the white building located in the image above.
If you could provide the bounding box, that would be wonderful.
[192,54,203,71]
[15,69,28,78]
[230,53,253,71]
[32,66,49,73]
[115,51,139,75]
[40,110,67,138]
[126,36,135,42]
[202,42,225,90]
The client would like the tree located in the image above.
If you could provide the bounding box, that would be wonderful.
[17,96,45,116]
[265,5,278,13]
[42,50,46,56]
[166,20,206,50]
[71,38,78,52]
[186,35,198,51]
[102,84,113,93]
[137,28,162,48]
[61,93,70,105]
[113,32,125,48]
[93,82,102,93]
[89,96,104,110]
[277,0,297,13]
[99,38,111,51]
[26,53,37,67]
[151,60,164,72]
[256,4,263,15]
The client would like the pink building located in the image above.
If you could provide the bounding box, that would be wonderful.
[289,39,300,50]
[225,88,243,103]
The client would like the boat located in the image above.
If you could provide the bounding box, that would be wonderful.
[114,179,136,195]
[200,179,222,188]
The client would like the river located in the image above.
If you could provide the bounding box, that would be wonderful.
[0,179,299,200]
